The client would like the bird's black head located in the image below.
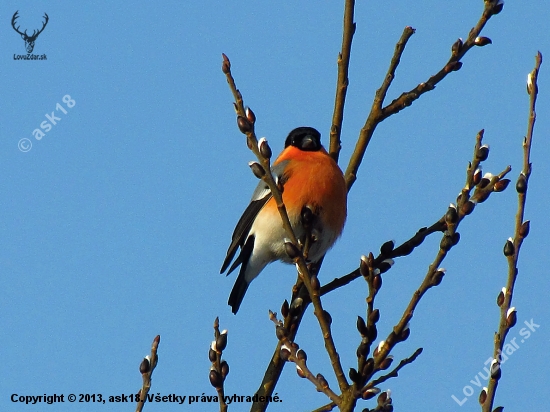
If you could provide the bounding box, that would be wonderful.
[284,127,322,151]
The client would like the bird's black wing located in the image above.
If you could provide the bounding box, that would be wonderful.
[220,192,270,274]
[220,160,289,274]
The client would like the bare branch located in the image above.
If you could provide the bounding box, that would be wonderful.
[371,154,512,380]
[368,347,423,388]
[319,219,446,297]
[345,0,503,190]
[481,51,542,412]
[208,317,229,412]
[329,0,356,161]
[135,335,160,412]
[222,55,349,410]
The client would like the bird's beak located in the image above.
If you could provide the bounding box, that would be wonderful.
[301,136,316,150]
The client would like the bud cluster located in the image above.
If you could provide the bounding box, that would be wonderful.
[209,318,229,390]
[139,335,160,376]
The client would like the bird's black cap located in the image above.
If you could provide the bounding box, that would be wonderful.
[284,127,322,151]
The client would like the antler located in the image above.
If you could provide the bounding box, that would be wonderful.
[11,11,26,37]
[11,11,49,40]
[31,13,49,39]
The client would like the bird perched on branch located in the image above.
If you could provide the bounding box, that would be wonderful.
[221,127,347,314]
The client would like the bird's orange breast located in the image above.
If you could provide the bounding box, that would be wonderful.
[274,147,347,233]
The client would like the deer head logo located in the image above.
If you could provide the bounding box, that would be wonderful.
[11,11,49,53]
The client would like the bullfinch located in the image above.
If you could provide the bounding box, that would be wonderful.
[221,127,347,314]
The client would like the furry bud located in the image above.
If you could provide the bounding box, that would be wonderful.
[493,179,510,192]
[490,360,501,380]
[348,367,361,384]
[474,37,492,46]
[503,238,515,257]
[479,388,487,405]
[497,288,505,307]
[451,38,463,56]
[492,1,504,15]
[362,387,380,400]
[506,307,517,327]
[281,300,290,318]
[445,61,462,73]
[461,201,475,215]
[284,241,300,259]
[220,360,229,378]
[258,137,271,159]
[516,173,527,193]
[357,316,368,337]
[221,53,231,73]
[473,168,482,185]
[296,365,306,378]
[476,145,490,161]
[380,356,394,370]
[245,107,256,124]
[237,116,252,134]
[445,204,458,224]
[209,369,223,388]
[519,220,530,238]
[139,357,150,374]
[380,240,394,255]
[249,161,265,179]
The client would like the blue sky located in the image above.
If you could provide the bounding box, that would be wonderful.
[1,1,549,411]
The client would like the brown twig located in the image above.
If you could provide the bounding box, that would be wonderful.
[368,347,423,388]
[316,348,423,412]
[329,0,356,161]
[269,311,342,406]
[314,132,511,412]
[135,335,160,412]
[345,0,503,190]
[209,317,229,412]
[318,219,446,298]
[344,26,414,190]
[371,141,512,378]
[481,51,542,412]
[224,1,505,409]
[250,1,504,406]
[223,54,349,409]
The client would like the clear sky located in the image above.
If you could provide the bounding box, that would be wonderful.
[1,1,549,411]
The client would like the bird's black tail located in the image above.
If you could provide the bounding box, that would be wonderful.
[228,270,249,314]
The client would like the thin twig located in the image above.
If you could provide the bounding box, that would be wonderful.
[271,313,342,407]
[345,0,503,189]
[368,347,423,388]
[135,335,160,412]
[313,348,423,411]
[344,26,414,190]
[251,1,504,404]
[223,54,349,410]
[209,317,228,412]
[329,0,356,161]
[482,51,542,412]
[373,159,512,374]
[329,133,512,412]
[318,219,446,297]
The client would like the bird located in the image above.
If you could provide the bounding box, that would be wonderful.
[220,126,347,314]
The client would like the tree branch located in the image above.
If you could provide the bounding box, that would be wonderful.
[368,347,423,388]
[135,335,160,412]
[318,218,446,297]
[370,139,512,382]
[481,51,542,412]
[345,0,503,190]
[223,54,349,410]
[329,0,356,161]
